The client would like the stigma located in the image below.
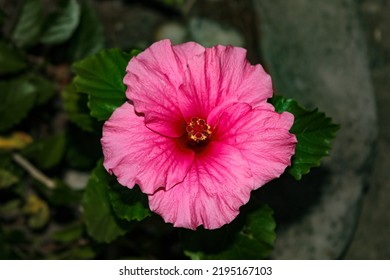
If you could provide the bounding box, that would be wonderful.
[186,117,212,143]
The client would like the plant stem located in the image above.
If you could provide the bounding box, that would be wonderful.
[12,153,56,189]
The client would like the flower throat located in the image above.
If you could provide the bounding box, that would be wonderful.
[186,117,212,144]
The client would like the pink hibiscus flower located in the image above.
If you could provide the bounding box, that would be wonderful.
[101,39,297,230]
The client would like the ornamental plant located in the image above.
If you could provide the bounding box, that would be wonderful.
[0,0,339,260]
[73,40,338,259]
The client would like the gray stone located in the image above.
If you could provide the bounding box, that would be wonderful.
[155,21,188,44]
[63,170,90,191]
[254,0,377,259]
[188,17,245,47]
[343,0,390,259]
[94,1,164,50]
[156,17,245,47]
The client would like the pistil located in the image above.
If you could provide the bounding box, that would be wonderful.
[186,117,212,143]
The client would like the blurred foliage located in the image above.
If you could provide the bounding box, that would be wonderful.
[0,41,27,74]
[40,0,81,45]
[0,169,19,188]
[0,0,104,260]
[11,0,45,47]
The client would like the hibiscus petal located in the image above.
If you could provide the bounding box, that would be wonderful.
[124,39,205,137]
[101,102,194,194]
[179,45,272,120]
[208,102,297,188]
[148,142,253,230]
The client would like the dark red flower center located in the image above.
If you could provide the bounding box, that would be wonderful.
[186,117,212,143]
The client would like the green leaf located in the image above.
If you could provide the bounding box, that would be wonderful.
[51,223,84,243]
[271,95,339,180]
[182,204,276,260]
[11,0,45,47]
[21,133,66,170]
[0,77,36,132]
[72,48,134,120]
[62,83,96,132]
[40,0,81,45]
[23,194,50,229]
[68,0,104,62]
[49,180,83,205]
[0,168,19,189]
[108,184,151,222]
[0,74,54,132]
[0,41,27,75]
[82,160,130,243]
[29,74,55,105]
